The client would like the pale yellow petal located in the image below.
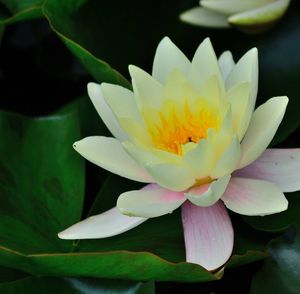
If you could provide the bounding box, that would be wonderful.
[122,140,181,166]
[226,48,258,113]
[87,82,127,141]
[73,136,153,183]
[188,38,224,95]
[239,96,288,169]
[201,0,272,15]
[225,82,250,140]
[229,0,291,26]
[180,7,230,28]
[101,83,142,123]
[118,118,152,146]
[218,51,235,81]
[152,37,190,84]
[183,138,215,179]
[129,65,164,110]
[145,163,195,191]
[211,136,240,178]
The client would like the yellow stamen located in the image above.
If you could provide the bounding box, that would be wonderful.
[146,99,220,155]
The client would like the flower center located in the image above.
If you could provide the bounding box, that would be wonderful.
[147,100,220,155]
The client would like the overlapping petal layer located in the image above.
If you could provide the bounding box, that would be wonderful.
[180,0,291,33]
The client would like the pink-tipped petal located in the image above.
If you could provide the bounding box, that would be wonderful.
[222,177,288,216]
[58,207,147,240]
[182,200,234,271]
[185,175,231,207]
[235,149,300,193]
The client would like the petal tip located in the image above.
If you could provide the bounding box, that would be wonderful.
[203,36,212,45]
[87,82,99,93]
[57,230,73,240]
[128,64,138,76]
[159,36,172,44]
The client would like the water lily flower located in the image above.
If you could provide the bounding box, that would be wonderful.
[180,0,291,33]
[58,37,300,271]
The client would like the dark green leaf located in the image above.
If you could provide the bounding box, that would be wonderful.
[42,0,130,88]
[0,111,84,253]
[0,276,154,294]
[0,0,43,24]
[55,96,110,138]
[0,266,28,283]
[251,229,300,294]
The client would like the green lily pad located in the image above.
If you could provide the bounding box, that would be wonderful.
[0,111,84,254]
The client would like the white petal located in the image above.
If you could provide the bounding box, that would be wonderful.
[218,51,235,81]
[152,37,190,84]
[58,207,147,239]
[198,75,222,107]
[122,140,180,165]
[145,163,195,192]
[226,82,250,140]
[222,177,288,216]
[226,48,258,138]
[163,69,199,105]
[211,136,240,179]
[73,136,153,183]
[182,200,234,271]
[229,0,291,26]
[188,38,224,94]
[87,82,127,141]
[100,83,142,123]
[239,96,288,169]
[201,0,271,15]
[180,7,230,28]
[235,149,300,193]
[118,118,152,146]
[185,175,231,207]
[183,139,214,179]
[117,187,186,217]
[129,65,164,110]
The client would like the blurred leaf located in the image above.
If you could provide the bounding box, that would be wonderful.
[42,0,130,88]
[251,229,300,294]
[56,95,110,138]
[0,266,28,283]
[242,193,300,233]
[0,110,84,253]
[0,0,43,24]
[0,276,154,294]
